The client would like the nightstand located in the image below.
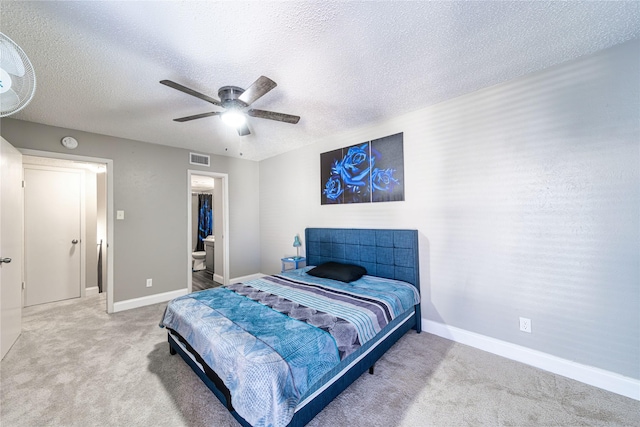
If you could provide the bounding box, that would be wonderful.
[281,257,306,273]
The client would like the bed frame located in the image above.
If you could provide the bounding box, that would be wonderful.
[168,227,421,427]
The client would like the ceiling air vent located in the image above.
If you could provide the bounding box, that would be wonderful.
[189,152,210,167]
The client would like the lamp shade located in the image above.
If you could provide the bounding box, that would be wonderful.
[293,235,302,247]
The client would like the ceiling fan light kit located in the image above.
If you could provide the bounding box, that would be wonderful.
[221,110,246,128]
[160,75,300,136]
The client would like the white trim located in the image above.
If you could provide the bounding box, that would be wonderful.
[230,273,265,283]
[18,149,114,314]
[85,286,99,296]
[113,288,188,313]
[423,319,640,401]
[106,160,114,313]
[213,273,224,284]
[220,176,229,286]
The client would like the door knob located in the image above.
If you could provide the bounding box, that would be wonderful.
[72,239,79,244]
[0,257,11,264]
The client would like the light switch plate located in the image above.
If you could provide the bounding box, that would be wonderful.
[116,210,125,220]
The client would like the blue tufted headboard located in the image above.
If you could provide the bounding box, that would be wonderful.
[304,228,420,293]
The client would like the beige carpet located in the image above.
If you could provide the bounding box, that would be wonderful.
[1,294,638,427]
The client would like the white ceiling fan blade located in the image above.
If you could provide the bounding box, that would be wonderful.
[0,88,21,111]
[0,38,26,77]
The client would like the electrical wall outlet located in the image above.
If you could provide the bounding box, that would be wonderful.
[519,317,531,333]
[146,278,152,287]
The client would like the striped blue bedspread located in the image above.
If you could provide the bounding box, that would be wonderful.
[161,269,420,427]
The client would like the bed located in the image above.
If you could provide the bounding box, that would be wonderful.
[161,227,421,427]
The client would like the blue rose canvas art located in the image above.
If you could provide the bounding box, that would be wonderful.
[321,148,344,204]
[321,133,404,205]
[371,133,404,202]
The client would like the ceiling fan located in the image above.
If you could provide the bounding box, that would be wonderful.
[0,32,36,118]
[160,76,300,136]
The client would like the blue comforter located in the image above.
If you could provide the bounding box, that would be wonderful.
[161,269,420,427]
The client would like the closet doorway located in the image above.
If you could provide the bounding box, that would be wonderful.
[188,170,229,292]
[20,149,114,313]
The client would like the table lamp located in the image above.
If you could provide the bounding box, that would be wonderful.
[293,235,302,259]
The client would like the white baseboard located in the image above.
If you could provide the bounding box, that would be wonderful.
[85,286,100,297]
[230,273,266,284]
[423,319,639,401]
[213,273,224,284]
[113,288,188,313]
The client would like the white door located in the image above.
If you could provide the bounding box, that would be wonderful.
[24,166,82,306]
[1,137,23,359]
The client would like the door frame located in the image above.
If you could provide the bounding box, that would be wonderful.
[187,170,229,291]
[19,149,115,313]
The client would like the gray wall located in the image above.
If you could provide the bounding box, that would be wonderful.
[0,119,261,302]
[258,40,640,379]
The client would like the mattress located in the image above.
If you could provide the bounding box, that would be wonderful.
[161,268,420,427]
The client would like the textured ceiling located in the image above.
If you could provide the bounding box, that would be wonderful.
[2,1,639,161]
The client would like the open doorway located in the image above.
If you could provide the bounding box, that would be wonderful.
[188,170,229,292]
[19,149,114,313]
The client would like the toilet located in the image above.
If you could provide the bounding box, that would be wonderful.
[192,251,206,271]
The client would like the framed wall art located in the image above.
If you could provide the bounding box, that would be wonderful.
[321,132,404,205]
